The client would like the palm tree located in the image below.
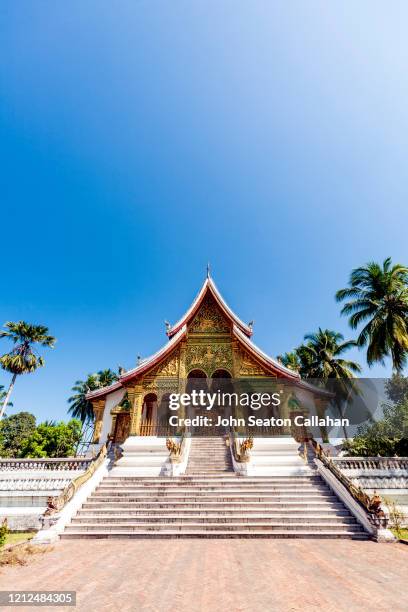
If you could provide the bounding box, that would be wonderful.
[300,329,361,380]
[336,258,408,372]
[0,322,55,419]
[278,347,318,378]
[68,369,118,425]
[0,385,12,415]
[97,369,118,388]
[300,328,362,438]
[67,374,100,425]
[294,345,315,379]
[277,352,301,372]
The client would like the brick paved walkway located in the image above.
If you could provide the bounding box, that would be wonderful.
[0,539,406,612]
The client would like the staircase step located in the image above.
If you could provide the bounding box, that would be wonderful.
[94,488,331,496]
[63,436,369,541]
[89,495,339,503]
[106,477,321,483]
[61,530,369,540]
[64,522,365,532]
[94,484,330,490]
[83,501,346,510]
[72,515,355,524]
[76,504,351,518]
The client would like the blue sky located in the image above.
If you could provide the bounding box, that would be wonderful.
[1,2,407,422]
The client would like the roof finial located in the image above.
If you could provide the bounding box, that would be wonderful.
[206,262,211,278]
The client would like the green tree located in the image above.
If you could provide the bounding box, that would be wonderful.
[19,419,82,458]
[384,373,408,404]
[0,412,36,457]
[0,519,8,548]
[277,352,301,372]
[68,368,119,452]
[297,329,361,438]
[96,369,118,387]
[0,385,13,417]
[343,398,408,457]
[294,344,316,379]
[68,374,100,425]
[299,329,361,380]
[68,368,118,425]
[0,322,56,419]
[336,258,408,372]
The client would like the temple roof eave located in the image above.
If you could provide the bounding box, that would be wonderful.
[86,325,188,400]
[232,326,333,399]
[85,380,123,401]
[232,325,301,380]
[86,285,333,402]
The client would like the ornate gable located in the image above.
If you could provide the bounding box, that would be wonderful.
[189,294,230,334]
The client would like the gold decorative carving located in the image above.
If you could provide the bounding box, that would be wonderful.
[141,378,178,397]
[110,404,130,415]
[238,349,268,376]
[142,378,156,391]
[189,297,230,334]
[128,391,143,436]
[186,343,232,373]
[148,350,179,378]
[157,353,179,376]
[92,400,105,443]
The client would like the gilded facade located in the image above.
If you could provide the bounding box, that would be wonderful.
[88,277,305,443]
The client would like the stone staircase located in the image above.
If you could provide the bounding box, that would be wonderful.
[185,436,233,475]
[62,437,369,539]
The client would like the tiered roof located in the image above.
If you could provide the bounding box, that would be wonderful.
[166,276,252,338]
[86,275,330,400]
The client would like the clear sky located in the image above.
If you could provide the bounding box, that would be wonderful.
[1,2,407,422]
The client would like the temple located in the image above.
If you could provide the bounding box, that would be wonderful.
[87,274,329,446]
[28,274,397,542]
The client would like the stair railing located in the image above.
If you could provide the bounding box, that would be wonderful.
[229,431,253,463]
[310,438,389,528]
[166,433,189,465]
[166,437,182,459]
[44,444,108,517]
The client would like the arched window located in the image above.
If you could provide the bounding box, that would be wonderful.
[211,369,233,393]
[186,369,208,393]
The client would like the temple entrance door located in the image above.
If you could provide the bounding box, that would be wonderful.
[140,393,158,436]
[186,369,210,435]
[113,413,131,443]
[211,369,233,433]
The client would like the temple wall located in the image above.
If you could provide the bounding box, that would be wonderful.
[100,388,125,444]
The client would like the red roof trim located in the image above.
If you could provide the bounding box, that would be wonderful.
[233,325,300,380]
[85,380,123,401]
[118,325,187,384]
[86,326,187,400]
[167,277,252,338]
[233,326,333,397]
